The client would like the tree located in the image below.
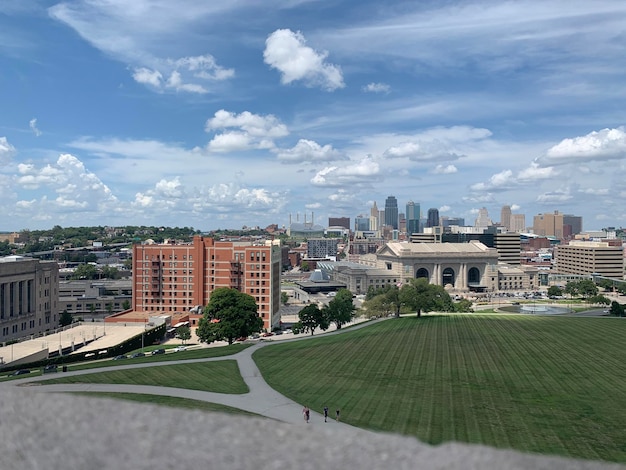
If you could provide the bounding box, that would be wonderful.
[105,303,113,315]
[100,266,120,279]
[609,301,625,317]
[281,291,289,305]
[122,300,131,310]
[324,288,355,329]
[71,263,98,280]
[362,292,396,318]
[196,288,262,345]
[454,298,474,313]
[297,304,329,335]
[564,279,598,299]
[400,278,454,317]
[547,285,563,297]
[300,261,310,272]
[176,325,192,344]
[59,310,73,327]
[578,279,599,299]
[588,295,610,306]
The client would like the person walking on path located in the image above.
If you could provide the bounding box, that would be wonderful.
[302,406,310,423]
[335,408,340,422]
[323,406,329,422]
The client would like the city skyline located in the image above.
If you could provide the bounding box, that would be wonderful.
[1,1,626,231]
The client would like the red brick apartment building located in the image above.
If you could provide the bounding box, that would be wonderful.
[132,236,281,331]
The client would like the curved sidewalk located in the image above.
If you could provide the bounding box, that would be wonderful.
[3,319,383,429]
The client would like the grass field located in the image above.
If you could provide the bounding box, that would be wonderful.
[253,314,626,463]
[71,392,262,416]
[40,360,248,394]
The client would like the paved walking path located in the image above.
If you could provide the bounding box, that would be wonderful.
[3,318,384,429]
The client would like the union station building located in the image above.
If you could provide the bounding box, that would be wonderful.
[319,241,539,295]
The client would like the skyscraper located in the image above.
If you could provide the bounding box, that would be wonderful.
[370,201,379,231]
[475,207,492,229]
[533,211,563,238]
[406,200,421,234]
[500,205,512,231]
[427,208,439,228]
[384,196,399,229]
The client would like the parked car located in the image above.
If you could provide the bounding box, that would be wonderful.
[274,330,283,335]
[129,352,146,358]
[113,355,127,360]
[151,348,166,355]
[173,346,187,352]
[10,369,30,376]
[43,364,58,373]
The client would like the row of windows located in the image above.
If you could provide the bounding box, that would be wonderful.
[144,254,193,261]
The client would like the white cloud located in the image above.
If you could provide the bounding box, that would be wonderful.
[13,154,119,218]
[264,29,344,91]
[206,110,288,152]
[517,162,557,180]
[49,2,235,94]
[132,67,163,88]
[578,187,609,196]
[539,127,626,165]
[311,157,380,187]
[29,118,42,137]
[362,82,390,93]
[433,164,457,174]
[207,110,288,138]
[471,162,557,192]
[131,54,234,94]
[0,137,16,165]
[536,188,572,203]
[276,139,344,164]
[439,205,450,212]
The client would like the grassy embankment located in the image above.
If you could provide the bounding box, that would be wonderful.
[254,314,626,464]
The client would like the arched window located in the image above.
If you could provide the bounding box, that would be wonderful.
[468,267,480,284]
[442,267,455,287]
[415,268,429,279]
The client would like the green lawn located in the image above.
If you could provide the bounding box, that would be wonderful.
[40,360,248,394]
[253,315,626,463]
[71,392,262,416]
[66,343,251,371]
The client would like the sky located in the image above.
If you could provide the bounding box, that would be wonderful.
[1,0,626,232]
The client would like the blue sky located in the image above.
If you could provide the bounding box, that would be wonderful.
[1,0,626,232]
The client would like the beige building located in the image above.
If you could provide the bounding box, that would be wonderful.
[510,214,526,233]
[555,241,624,279]
[329,241,500,294]
[0,255,59,342]
[533,211,564,238]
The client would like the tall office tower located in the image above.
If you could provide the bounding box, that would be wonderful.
[355,215,370,232]
[533,211,564,238]
[500,205,512,231]
[510,214,526,233]
[384,196,399,229]
[427,208,440,227]
[369,201,380,230]
[406,200,421,235]
[475,207,493,229]
[563,214,583,237]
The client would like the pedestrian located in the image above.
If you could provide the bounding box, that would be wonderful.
[335,408,340,422]
[302,405,310,423]
[323,406,329,422]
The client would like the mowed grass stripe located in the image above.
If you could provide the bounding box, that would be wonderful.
[254,315,626,463]
[39,360,248,394]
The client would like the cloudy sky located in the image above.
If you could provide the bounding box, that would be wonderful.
[1,0,626,232]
